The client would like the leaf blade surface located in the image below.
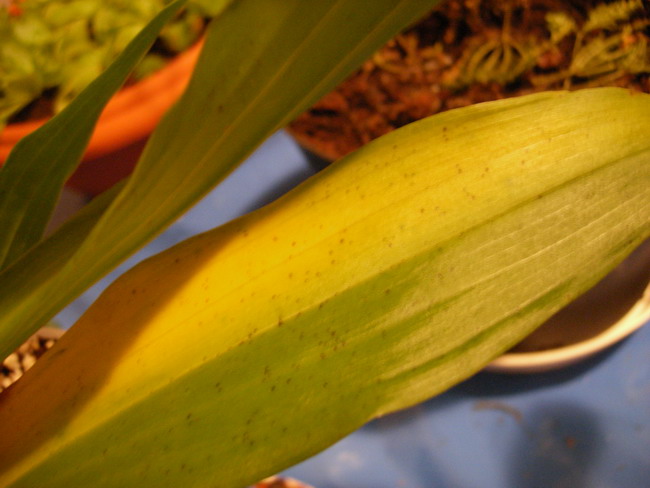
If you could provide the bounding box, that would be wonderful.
[1,88,648,487]
[0,0,440,359]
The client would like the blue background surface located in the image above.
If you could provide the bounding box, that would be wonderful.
[58,130,650,488]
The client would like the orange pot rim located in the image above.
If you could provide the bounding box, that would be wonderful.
[0,40,202,162]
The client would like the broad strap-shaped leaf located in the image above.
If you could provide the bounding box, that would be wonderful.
[0,0,440,360]
[0,184,121,329]
[0,0,187,271]
[0,89,648,487]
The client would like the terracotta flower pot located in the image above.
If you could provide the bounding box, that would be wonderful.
[0,41,202,196]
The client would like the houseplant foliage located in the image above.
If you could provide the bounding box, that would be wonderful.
[0,0,210,128]
[0,1,648,487]
[0,0,215,195]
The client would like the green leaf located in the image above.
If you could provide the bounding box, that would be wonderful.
[0,0,440,361]
[545,11,576,44]
[583,0,643,32]
[0,184,121,342]
[0,0,188,272]
[0,89,648,487]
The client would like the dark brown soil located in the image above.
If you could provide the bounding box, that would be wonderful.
[288,0,650,161]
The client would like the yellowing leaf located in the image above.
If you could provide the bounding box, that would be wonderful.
[1,88,648,487]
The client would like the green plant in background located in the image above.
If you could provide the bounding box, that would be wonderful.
[0,0,211,128]
[452,3,538,88]
[450,0,649,90]
[543,0,650,87]
[0,0,648,486]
